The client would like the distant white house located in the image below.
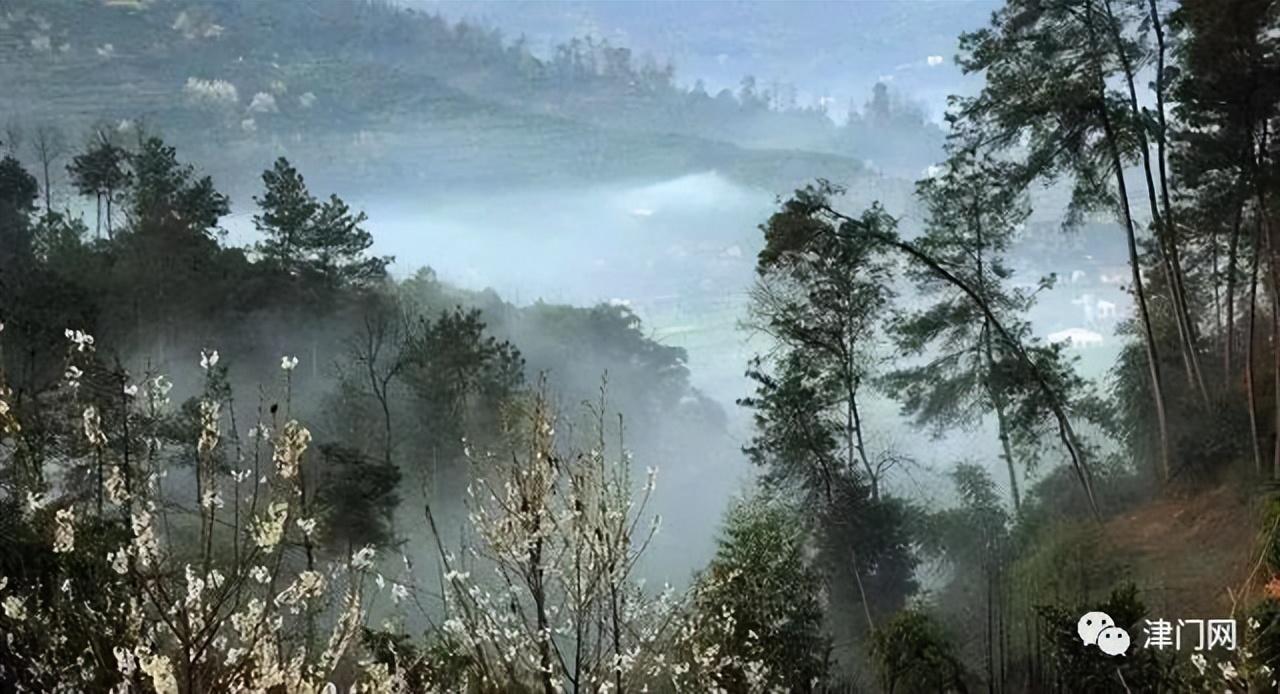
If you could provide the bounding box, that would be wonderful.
[1097,300,1118,320]
[1071,293,1123,326]
[1048,328,1105,348]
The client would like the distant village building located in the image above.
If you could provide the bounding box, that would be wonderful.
[1048,327,1105,348]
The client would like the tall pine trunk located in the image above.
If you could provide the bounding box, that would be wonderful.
[1105,0,1208,406]
[1226,192,1246,379]
[985,323,1021,512]
[1247,212,1265,476]
[1147,0,1203,367]
[1091,0,1172,482]
[1099,97,1173,481]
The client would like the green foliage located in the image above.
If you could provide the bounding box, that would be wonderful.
[692,496,830,692]
[1170,0,1278,191]
[0,154,39,267]
[0,154,39,213]
[743,183,919,649]
[740,351,840,495]
[955,0,1134,229]
[883,147,1038,509]
[918,464,1010,566]
[128,135,228,237]
[1258,494,1280,575]
[360,629,478,693]
[745,181,894,499]
[1035,585,1173,691]
[314,443,401,552]
[254,157,390,288]
[401,306,523,492]
[254,158,317,271]
[65,131,130,237]
[871,607,970,694]
[885,151,1028,419]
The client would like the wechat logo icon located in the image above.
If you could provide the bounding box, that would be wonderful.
[1078,611,1130,657]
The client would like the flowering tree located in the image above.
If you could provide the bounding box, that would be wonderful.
[0,328,804,693]
[0,332,384,692]
[357,379,782,694]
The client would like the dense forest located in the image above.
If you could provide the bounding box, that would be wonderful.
[4,0,1280,692]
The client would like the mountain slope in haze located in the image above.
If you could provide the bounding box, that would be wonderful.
[0,0,938,196]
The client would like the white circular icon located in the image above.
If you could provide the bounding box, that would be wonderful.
[1096,626,1131,656]
[1077,611,1114,646]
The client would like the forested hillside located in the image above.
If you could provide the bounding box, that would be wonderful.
[0,0,947,194]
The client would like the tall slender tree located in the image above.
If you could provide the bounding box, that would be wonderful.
[1101,0,1207,404]
[66,130,129,240]
[884,148,1035,512]
[956,0,1173,482]
[29,125,64,218]
[745,184,895,500]
[1170,0,1280,474]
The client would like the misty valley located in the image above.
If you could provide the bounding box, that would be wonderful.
[0,1,1277,692]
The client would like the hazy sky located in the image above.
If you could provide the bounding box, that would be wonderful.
[408,0,1000,121]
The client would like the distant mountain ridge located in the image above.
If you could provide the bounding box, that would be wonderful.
[0,0,940,195]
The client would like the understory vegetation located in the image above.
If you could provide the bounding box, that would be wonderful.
[8,0,1280,692]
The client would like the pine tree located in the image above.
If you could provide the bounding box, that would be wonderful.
[66,131,129,239]
[254,157,316,275]
[956,0,1174,482]
[128,135,227,237]
[1170,0,1280,476]
[254,157,389,287]
[884,148,1033,511]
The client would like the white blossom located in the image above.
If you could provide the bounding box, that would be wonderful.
[53,507,75,553]
[83,405,107,446]
[200,488,224,510]
[200,349,219,371]
[351,545,376,570]
[140,653,179,694]
[114,646,136,677]
[273,420,310,479]
[64,328,95,352]
[2,595,26,621]
[391,582,409,604]
[252,501,289,549]
[106,464,130,504]
[108,549,129,575]
[24,491,48,517]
